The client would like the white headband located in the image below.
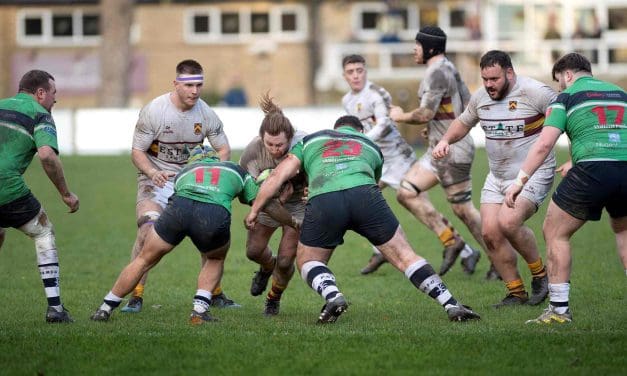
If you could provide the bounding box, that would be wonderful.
[175,74,204,83]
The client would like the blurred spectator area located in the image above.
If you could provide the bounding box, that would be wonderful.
[316,1,627,95]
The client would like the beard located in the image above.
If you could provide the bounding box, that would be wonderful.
[488,79,510,101]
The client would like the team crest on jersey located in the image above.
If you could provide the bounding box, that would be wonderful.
[357,103,362,112]
[508,101,517,111]
[193,123,202,135]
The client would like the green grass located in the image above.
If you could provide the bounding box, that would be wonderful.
[0,149,625,375]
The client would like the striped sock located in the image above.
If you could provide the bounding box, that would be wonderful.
[301,261,339,301]
[267,278,287,301]
[528,259,547,278]
[438,227,457,247]
[100,291,122,313]
[212,286,223,296]
[505,279,527,297]
[193,289,212,313]
[548,283,570,314]
[37,249,61,307]
[132,283,145,298]
[405,259,458,310]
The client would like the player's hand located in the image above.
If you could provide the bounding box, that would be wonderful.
[390,105,404,122]
[150,170,175,188]
[432,140,450,159]
[244,211,258,230]
[556,160,572,178]
[504,184,523,208]
[62,192,80,213]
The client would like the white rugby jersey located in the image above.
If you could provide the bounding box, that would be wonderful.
[342,81,415,162]
[132,93,229,174]
[419,58,474,164]
[458,76,558,179]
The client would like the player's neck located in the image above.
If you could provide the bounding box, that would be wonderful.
[426,54,445,66]
[169,92,194,112]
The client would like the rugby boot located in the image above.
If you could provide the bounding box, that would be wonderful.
[90,309,111,322]
[210,292,242,308]
[526,306,572,325]
[251,257,275,296]
[439,236,465,276]
[120,296,143,313]
[46,306,73,323]
[189,310,218,325]
[485,263,502,281]
[317,293,348,324]
[360,253,387,275]
[263,298,280,316]
[493,292,529,308]
[527,275,549,306]
[460,247,481,275]
[446,304,481,322]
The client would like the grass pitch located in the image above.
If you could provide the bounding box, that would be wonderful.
[0,149,625,375]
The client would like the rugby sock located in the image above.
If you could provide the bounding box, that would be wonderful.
[267,278,287,302]
[505,279,527,297]
[132,283,145,298]
[37,249,62,309]
[528,259,547,278]
[548,283,570,314]
[193,289,212,313]
[405,259,458,310]
[460,244,473,258]
[301,261,340,301]
[99,291,122,313]
[438,226,457,247]
[212,286,223,296]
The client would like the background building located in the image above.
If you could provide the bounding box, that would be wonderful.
[1,0,626,110]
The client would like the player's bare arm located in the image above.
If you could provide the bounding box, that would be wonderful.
[245,154,301,229]
[131,148,174,188]
[504,126,562,208]
[432,118,471,159]
[390,105,435,125]
[214,142,231,161]
[37,145,79,213]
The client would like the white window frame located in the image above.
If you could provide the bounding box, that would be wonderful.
[437,2,471,39]
[184,4,307,44]
[16,8,101,47]
[351,2,418,42]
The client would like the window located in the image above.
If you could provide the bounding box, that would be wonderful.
[281,12,297,32]
[24,17,43,36]
[17,9,101,46]
[497,4,524,40]
[351,2,418,41]
[185,4,307,43]
[193,14,210,34]
[221,12,239,34]
[251,12,269,34]
[608,7,627,30]
[52,14,73,37]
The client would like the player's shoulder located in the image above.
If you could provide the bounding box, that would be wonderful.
[366,81,389,98]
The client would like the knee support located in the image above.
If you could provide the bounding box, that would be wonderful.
[137,211,160,228]
[447,189,472,204]
[400,179,422,195]
[18,210,57,261]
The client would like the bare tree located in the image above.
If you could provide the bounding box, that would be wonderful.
[98,0,134,107]
[307,0,322,105]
